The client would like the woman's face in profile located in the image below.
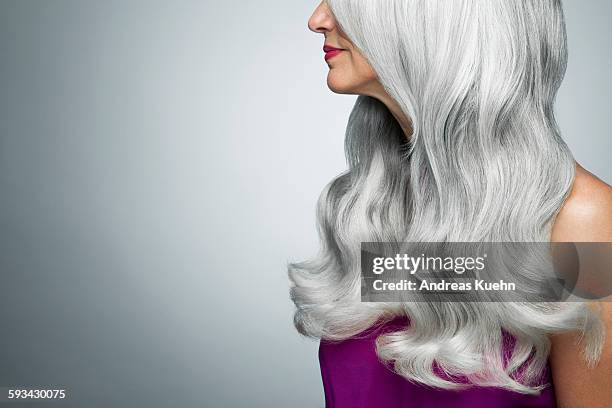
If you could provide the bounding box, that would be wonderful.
[308,1,382,97]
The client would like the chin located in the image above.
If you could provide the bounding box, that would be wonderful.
[326,71,357,95]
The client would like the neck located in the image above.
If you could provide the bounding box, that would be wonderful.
[376,92,414,139]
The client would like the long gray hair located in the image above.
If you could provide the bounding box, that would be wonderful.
[289,0,603,393]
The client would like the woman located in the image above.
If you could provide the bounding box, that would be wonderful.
[289,1,612,407]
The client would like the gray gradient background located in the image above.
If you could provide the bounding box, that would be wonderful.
[0,1,609,407]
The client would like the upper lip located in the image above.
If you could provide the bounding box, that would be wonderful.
[323,44,344,52]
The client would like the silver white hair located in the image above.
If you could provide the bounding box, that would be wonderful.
[289,0,604,394]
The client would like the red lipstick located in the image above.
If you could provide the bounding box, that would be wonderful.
[323,45,344,61]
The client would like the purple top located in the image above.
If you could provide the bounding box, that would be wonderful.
[319,317,556,408]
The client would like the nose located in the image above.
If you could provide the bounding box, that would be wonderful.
[308,1,336,34]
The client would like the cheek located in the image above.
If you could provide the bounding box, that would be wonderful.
[326,51,379,95]
[351,53,378,84]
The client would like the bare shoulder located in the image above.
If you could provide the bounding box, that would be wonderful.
[549,164,612,408]
[551,163,612,243]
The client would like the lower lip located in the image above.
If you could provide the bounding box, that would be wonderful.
[324,50,343,61]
